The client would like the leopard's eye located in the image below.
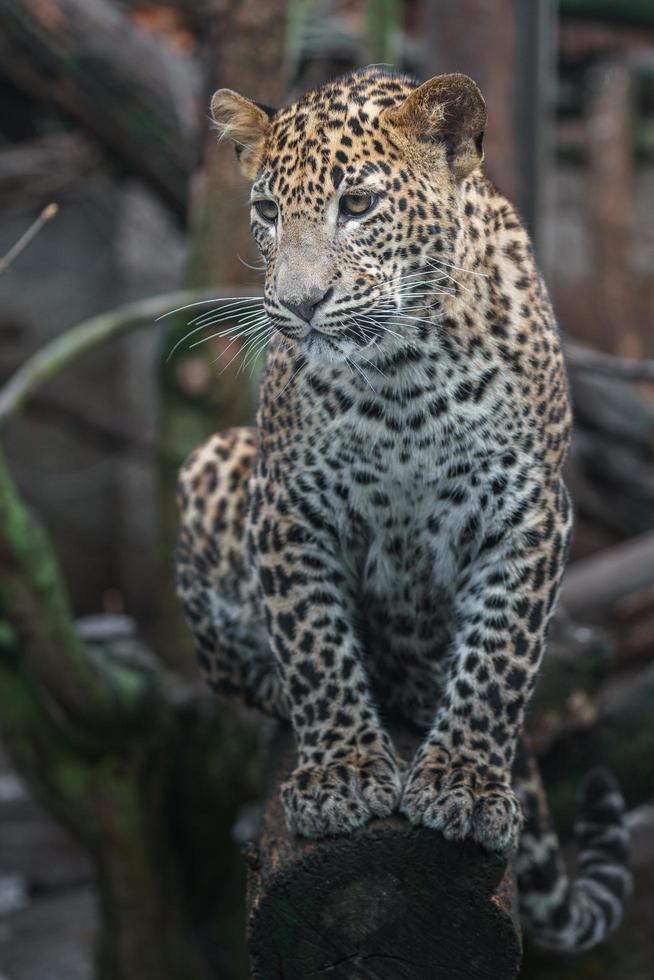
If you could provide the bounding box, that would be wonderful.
[254,199,278,223]
[339,191,376,218]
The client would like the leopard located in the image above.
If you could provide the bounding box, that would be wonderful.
[175,67,631,952]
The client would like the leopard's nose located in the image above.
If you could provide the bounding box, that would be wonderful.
[280,286,334,324]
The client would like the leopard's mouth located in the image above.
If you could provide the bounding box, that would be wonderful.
[276,319,380,346]
[273,300,418,363]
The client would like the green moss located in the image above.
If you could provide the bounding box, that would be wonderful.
[0,619,17,649]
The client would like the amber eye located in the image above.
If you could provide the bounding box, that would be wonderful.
[254,199,278,222]
[339,191,376,218]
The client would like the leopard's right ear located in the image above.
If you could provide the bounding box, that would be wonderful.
[210,89,276,179]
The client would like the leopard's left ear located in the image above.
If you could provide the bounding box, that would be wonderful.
[384,73,486,180]
[210,89,276,179]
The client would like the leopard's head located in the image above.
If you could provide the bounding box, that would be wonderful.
[212,67,486,362]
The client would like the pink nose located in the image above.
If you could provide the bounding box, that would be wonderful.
[280,286,333,323]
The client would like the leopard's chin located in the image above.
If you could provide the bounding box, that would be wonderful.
[286,329,354,364]
[301,332,348,363]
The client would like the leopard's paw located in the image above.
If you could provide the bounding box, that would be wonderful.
[400,759,522,853]
[281,755,402,838]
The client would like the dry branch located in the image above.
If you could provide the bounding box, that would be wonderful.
[0,288,228,426]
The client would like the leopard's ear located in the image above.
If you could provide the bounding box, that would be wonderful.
[210,89,275,179]
[384,73,486,180]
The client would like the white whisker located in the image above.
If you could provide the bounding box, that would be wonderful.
[189,299,264,327]
[166,310,268,361]
[345,354,377,394]
[214,323,271,374]
[237,253,266,272]
[428,267,474,296]
[240,325,277,375]
[156,295,263,320]
[189,311,270,343]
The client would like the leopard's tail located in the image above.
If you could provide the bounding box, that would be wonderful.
[513,739,632,953]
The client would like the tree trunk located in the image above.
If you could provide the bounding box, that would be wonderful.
[186,0,289,287]
[156,0,289,672]
[246,734,522,980]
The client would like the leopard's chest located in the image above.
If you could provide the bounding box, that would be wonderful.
[262,346,529,595]
[315,422,503,600]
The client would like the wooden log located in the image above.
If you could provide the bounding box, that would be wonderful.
[246,735,522,980]
[569,370,654,445]
[561,530,654,622]
[0,132,101,209]
[0,0,198,218]
[565,370,654,538]
[565,340,654,382]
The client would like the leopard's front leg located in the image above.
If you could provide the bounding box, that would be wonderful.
[258,510,402,837]
[401,483,572,852]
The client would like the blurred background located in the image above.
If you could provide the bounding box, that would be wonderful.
[0,1,653,978]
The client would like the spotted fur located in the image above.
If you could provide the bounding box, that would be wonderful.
[175,67,631,951]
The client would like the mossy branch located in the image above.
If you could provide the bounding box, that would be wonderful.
[0,446,158,732]
[0,288,221,426]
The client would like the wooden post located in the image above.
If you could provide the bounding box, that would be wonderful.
[246,735,522,980]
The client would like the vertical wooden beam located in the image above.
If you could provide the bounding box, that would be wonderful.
[515,0,558,243]
[586,60,638,357]
[365,0,401,64]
